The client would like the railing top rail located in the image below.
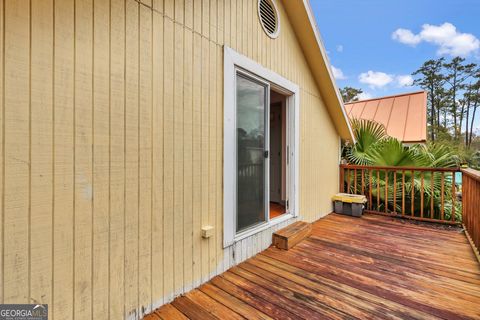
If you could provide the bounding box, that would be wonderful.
[461,168,480,182]
[340,164,460,172]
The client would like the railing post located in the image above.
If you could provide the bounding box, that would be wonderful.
[420,172,424,218]
[377,170,380,210]
[393,171,397,214]
[430,172,434,219]
[441,172,445,220]
[451,172,456,222]
[411,170,415,217]
[402,170,405,216]
[385,169,388,214]
[368,169,372,210]
[347,169,351,194]
[354,169,357,194]
[339,165,344,193]
[461,168,480,263]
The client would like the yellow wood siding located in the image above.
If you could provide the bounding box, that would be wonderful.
[53,0,75,317]
[4,0,30,303]
[0,0,340,318]
[109,1,126,318]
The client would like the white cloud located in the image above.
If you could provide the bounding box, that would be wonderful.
[336,45,344,53]
[392,28,421,46]
[392,23,480,57]
[331,65,347,80]
[358,71,393,88]
[358,92,373,100]
[396,75,414,87]
[421,23,480,56]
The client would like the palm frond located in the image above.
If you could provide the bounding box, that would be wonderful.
[367,138,418,167]
[345,118,387,165]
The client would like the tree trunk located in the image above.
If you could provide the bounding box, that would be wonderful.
[437,106,441,131]
[470,87,480,146]
[465,99,470,147]
[469,95,478,147]
[459,100,465,143]
[452,82,458,139]
[430,86,435,141]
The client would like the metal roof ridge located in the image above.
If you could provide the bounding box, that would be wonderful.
[345,90,426,105]
[402,94,413,141]
[385,96,396,134]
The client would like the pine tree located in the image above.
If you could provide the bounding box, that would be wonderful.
[444,57,477,140]
[466,69,480,147]
[340,86,363,103]
[412,58,446,142]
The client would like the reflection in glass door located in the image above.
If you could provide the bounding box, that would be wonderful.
[236,73,269,232]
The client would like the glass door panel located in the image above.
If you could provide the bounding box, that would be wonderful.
[236,73,268,232]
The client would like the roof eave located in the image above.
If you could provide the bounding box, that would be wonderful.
[282,0,355,143]
[344,90,427,105]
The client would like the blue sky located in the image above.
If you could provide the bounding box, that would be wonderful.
[311,0,480,100]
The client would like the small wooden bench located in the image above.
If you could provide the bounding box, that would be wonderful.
[272,221,312,250]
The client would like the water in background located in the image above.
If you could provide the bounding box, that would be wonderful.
[456,172,462,186]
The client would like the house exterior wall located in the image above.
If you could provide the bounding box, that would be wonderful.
[0,0,340,319]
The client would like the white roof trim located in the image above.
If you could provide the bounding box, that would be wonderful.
[301,0,355,142]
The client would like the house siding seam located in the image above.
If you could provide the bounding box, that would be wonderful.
[0,0,340,319]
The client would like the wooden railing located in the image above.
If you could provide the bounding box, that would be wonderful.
[339,164,461,224]
[461,168,480,258]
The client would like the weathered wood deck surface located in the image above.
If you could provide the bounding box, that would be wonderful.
[145,214,480,319]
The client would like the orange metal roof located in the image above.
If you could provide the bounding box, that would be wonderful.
[344,91,427,143]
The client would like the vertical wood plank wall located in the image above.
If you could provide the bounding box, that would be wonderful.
[0,0,340,318]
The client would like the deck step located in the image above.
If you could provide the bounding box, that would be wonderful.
[272,221,312,250]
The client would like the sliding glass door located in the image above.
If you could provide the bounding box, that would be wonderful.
[236,72,269,232]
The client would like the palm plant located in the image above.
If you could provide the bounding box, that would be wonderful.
[343,119,461,222]
[368,138,419,167]
[345,119,386,165]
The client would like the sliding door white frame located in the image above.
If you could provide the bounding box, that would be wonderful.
[223,46,300,248]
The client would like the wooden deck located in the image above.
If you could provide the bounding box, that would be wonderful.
[145,214,480,320]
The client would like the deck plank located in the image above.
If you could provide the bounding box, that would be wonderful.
[288,242,480,310]
[252,254,440,320]
[221,269,345,320]
[154,304,189,320]
[233,263,387,319]
[144,214,480,319]
[186,290,245,320]
[211,275,302,320]
[298,240,480,297]
[199,283,272,320]
[314,220,476,259]
[261,248,477,319]
[310,226,480,274]
[171,296,218,320]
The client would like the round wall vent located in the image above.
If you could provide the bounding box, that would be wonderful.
[258,0,280,39]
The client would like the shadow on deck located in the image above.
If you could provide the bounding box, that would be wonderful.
[145,213,480,319]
